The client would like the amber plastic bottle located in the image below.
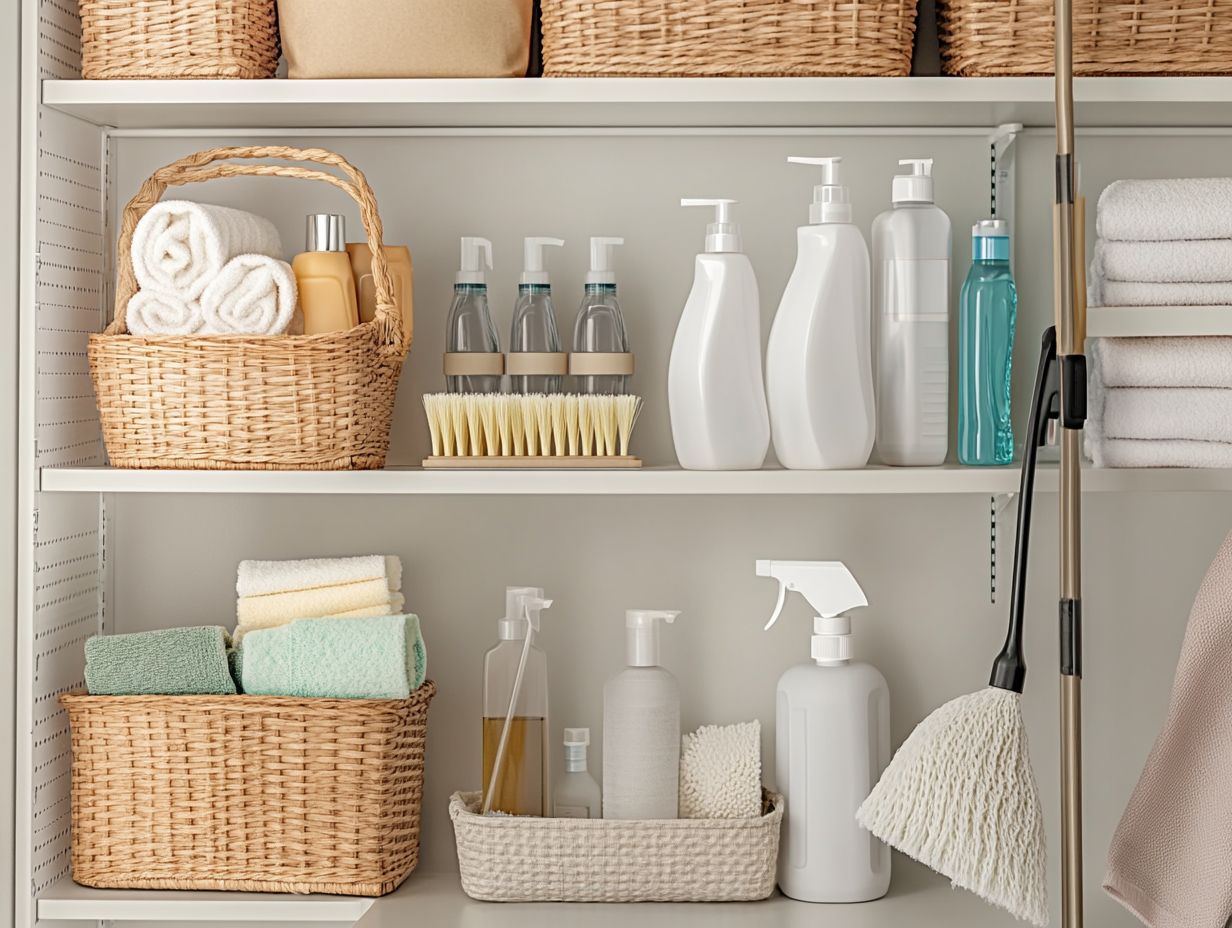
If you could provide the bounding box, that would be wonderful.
[291,214,359,335]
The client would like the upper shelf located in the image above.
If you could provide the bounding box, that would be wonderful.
[40,76,1232,130]
[1087,305,1232,338]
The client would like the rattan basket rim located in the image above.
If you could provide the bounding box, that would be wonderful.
[62,680,436,712]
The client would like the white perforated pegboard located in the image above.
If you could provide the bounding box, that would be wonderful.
[37,0,81,81]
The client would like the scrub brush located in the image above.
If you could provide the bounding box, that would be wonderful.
[422,393,643,468]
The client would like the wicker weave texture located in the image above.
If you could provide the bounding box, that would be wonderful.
[940,0,1232,75]
[89,146,410,471]
[80,0,280,79]
[62,683,435,895]
[541,0,917,76]
[450,789,783,902]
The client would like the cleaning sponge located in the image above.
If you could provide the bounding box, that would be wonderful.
[679,720,762,819]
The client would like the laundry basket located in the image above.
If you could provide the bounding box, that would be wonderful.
[61,682,435,895]
[540,0,918,77]
[939,0,1232,75]
[88,147,410,470]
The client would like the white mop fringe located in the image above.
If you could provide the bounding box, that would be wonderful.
[856,687,1049,927]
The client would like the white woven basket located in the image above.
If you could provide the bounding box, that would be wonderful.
[449,789,783,902]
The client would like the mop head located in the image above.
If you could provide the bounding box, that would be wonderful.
[856,686,1048,926]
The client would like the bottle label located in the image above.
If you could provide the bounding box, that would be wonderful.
[554,804,591,819]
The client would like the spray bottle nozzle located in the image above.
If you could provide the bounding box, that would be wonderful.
[587,236,624,285]
[680,198,741,253]
[787,156,851,224]
[457,236,493,285]
[522,236,564,286]
[625,609,680,667]
[500,585,545,639]
[756,560,868,664]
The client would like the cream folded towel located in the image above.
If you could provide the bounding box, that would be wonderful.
[200,254,298,335]
[232,593,406,643]
[1097,178,1232,242]
[131,200,283,302]
[1091,337,1232,390]
[1094,239,1232,284]
[237,555,402,598]
[125,289,207,336]
[237,579,401,630]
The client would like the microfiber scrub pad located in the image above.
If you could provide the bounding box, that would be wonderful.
[84,626,236,696]
[679,720,762,819]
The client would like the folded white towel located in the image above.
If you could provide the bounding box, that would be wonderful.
[200,254,298,336]
[1092,337,1232,389]
[1088,436,1232,468]
[1094,239,1232,284]
[679,720,762,820]
[1092,278,1232,307]
[237,579,401,630]
[1096,387,1232,443]
[131,200,283,302]
[237,555,402,598]
[125,288,207,336]
[1097,179,1232,243]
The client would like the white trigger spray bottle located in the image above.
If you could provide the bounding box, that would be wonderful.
[757,560,890,902]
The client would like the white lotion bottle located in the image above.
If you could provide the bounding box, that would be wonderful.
[872,159,952,466]
[766,157,875,469]
[602,609,681,820]
[756,560,890,903]
[668,199,770,470]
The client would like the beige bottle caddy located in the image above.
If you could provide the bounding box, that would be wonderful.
[424,350,641,469]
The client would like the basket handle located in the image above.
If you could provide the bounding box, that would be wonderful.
[110,146,406,356]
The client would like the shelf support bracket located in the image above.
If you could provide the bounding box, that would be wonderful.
[990,122,1024,268]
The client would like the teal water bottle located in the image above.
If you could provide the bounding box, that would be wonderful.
[958,220,1017,465]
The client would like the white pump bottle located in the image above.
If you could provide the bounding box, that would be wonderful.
[757,560,890,903]
[668,199,770,470]
[766,157,875,469]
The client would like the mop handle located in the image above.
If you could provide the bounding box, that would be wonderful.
[482,614,535,815]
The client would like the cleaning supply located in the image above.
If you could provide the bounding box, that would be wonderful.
[200,254,298,335]
[124,289,206,336]
[236,577,403,630]
[679,720,762,820]
[668,199,770,471]
[1096,177,1232,242]
[553,727,601,819]
[756,560,888,902]
[766,156,875,470]
[857,329,1061,926]
[291,213,360,335]
[347,242,413,343]
[958,219,1018,466]
[483,587,551,816]
[237,613,426,699]
[603,609,681,820]
[509,237,567,395]
[237,555,402,598]
[1104,531,1232,928]
[570,236,632,395]
[872,158,951,466]
[446,236,503,394]
[84,626,236,696]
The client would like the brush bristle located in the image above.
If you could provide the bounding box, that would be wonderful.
[856,687,1048,926]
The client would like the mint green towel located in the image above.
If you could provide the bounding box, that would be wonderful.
[238,613,427,699]
[85,626,236,696]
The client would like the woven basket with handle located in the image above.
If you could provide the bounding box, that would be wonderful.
[939,0,1232,75]
[89,147,410,471]
[541,0,918,77]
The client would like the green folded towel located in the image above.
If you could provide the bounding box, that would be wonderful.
[238,613,427,700]
[85,626,236,696]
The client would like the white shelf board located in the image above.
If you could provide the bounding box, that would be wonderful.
[1087,305,1232,338]
[37,878,374,922]
[41,76,1232,130]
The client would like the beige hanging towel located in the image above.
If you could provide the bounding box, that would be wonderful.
[1105,530,1232,928]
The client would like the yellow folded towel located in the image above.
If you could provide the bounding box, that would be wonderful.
[237,578,397,630]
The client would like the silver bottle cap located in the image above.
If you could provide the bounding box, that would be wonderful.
[306,214,346,252]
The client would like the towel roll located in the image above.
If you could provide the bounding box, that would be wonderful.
[85,626,236,696]
[1097,178,1232,243]
[237,555,402,598]
[200,254,298,335]
[125,289,207,336]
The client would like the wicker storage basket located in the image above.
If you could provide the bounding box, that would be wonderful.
[62,682,435,895]
[80,0,280,79]
[939,0,1232,75]
[450,789,783,902]
[89,147,410,471]
[540,0,917,77]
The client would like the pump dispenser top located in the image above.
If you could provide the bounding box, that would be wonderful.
[587,236,624,285]
[499,585,546,639]
[757,560,868,663]
[457,236,493,285]
[788,156,851,224]
[680,198,742,253]
[892,158,935,204]
[521,237,564,286]
[625,609,679,666]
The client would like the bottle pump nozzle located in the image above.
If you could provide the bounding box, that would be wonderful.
[788,156,851,224]
[756,560,867,664]
[680,198,742,253]
[458,236,493,285]
[501,585,545,639]
[625,609,680,667]
[893,158,936,204]
[522,236,564,286]
[587,236,624,285]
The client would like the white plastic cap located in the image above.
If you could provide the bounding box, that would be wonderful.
[892,158,935,204]
[587,237,624,285]
[563,727,590,747]
[973,218,1010,237]
[680,198,742,253]
[500,585,545,639]
[521,236,564,286]
[812,615,853,663]
[625,609,680,667]
[563,727,591,771]
[788,156,851,224]
[457,236,493,285]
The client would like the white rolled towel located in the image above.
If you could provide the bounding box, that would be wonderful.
[201,255,298,335]
[125,289,207,336]
[131,200,284,302]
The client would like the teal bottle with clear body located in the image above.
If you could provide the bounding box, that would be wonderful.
[958,220,1018,465]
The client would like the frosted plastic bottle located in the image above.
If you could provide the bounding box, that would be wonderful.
[958,220,1018,465]
[872,159,952,466]
[766,158,875,469]
[572,237,631,395]
[603,610,681,820]
[756,560,890,903]
[509,237,566,395]
[668,199,770,470]
[553,728,601,819]
[446,237,502,394]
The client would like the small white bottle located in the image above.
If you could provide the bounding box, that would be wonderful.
[603,609,681,820]
[668,199,770,471]
[554,728,601,819]
[872,159,952,466]
[766,157,875,470]
[756,560,890,903]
